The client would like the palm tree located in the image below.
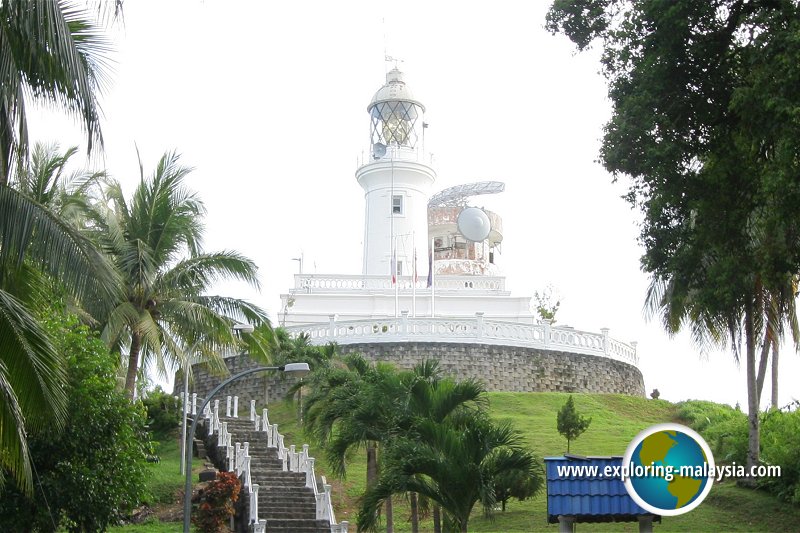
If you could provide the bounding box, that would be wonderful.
[0,0,113,182]
[0,180,118,494]
[11,143,105,225]
[358,413,541,533]
[303,357,488,533]
[87,151,269,396]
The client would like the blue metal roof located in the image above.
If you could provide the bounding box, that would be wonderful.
[544,455,660,523]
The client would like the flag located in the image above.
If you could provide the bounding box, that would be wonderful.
[426,247,433,288]
[391,247,397,285]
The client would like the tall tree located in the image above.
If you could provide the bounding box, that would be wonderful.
[547,0,800,473]
[87,151,268,396]
[0,0,113,183]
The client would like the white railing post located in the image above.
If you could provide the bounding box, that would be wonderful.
[242,455,251,488]
[250,400,256,421]
[203,402,210,419]
[255,417,260,432]
[328,314,336,337]
[233,395,239,418]
[542,319,552,348]
[250,484,259,524]
[289,444,297,471]
[401,310,409,335]
[235,442,241,474]
[262,409,270,431]
[226,395,231,417]
[475,312,484,338]
[191,393,197,415]
[631,341,638,364]
[601,327,610,355]
[305,457,316,490]
[227,444,234,472]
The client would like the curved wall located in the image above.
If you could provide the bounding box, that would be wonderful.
[188,341,644,407]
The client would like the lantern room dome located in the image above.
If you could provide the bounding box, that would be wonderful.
[368,68,425,112]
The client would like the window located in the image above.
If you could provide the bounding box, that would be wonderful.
[489,250,495,264]
[392,195,403,215]
[396,261,403,277]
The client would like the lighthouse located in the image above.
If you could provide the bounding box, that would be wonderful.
[356,67,436,277]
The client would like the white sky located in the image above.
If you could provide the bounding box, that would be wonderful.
[30,0,798,409]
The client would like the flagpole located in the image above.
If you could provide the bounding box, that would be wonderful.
[412,231,417,318]
[432,237,436,317]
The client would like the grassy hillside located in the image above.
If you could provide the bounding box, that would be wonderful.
[114,393,800,532]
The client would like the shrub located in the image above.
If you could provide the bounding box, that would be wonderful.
[142,386,182,436]
[759,407,800,504]
[677,400,748,465]
[193,471,241,533]
[0,314,149,532]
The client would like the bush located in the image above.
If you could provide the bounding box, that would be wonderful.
[759,407,800,504]
[142,386,182,436]
[677,400,748,465]
[193,471,241,533]
[0,314,149,533]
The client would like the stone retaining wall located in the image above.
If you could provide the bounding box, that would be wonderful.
[187,341,645,404]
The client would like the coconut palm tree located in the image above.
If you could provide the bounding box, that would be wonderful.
[358,412,541,533]
[0,0,113,183]
[10,143,105,225]
[0,180,118,494]
[87,150,269,396]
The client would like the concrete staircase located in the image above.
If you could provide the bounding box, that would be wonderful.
[222,417,331,533]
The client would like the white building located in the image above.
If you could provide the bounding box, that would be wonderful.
[279,68,641,388]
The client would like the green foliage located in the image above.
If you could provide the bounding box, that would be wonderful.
[141,387,181,437]
[677,400,748,465]
[86,151,269,394]
[492,468,543,513]
[533,285,560,323]
[0,313,148,532]
[359,413,542,532]
[754,406,800,505]
[193,471,241,533]
[546,0,800,472]
[556,395,591,453]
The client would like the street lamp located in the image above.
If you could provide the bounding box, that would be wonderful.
[182,362,310,533]
[179,323,255,475]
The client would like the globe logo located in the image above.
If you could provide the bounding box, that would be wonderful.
[622,423,715,516]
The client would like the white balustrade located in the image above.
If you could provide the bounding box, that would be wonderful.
[200,404,348,533]
[235,442,241,474]
[233,396,239,418]
[242,455,251,488]
[250,484,259,524]
[286,315,639,366]
[293,273,505,292]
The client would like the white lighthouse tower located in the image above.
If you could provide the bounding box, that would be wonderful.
[356,67,436,277]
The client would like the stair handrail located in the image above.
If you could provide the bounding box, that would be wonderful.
[209,409,350,533]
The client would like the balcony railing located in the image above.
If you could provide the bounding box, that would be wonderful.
[291,273,506,292]
[286,313,638,367]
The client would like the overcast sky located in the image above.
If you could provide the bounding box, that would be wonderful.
[30,0,798,409]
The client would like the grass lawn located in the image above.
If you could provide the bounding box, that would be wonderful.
[112,393,800,532]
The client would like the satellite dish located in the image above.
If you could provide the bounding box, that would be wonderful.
[372,142,387,159]
[457,207,491,242]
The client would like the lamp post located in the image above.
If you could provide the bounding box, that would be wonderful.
[180,324,255,475]
[182,362,310,533]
